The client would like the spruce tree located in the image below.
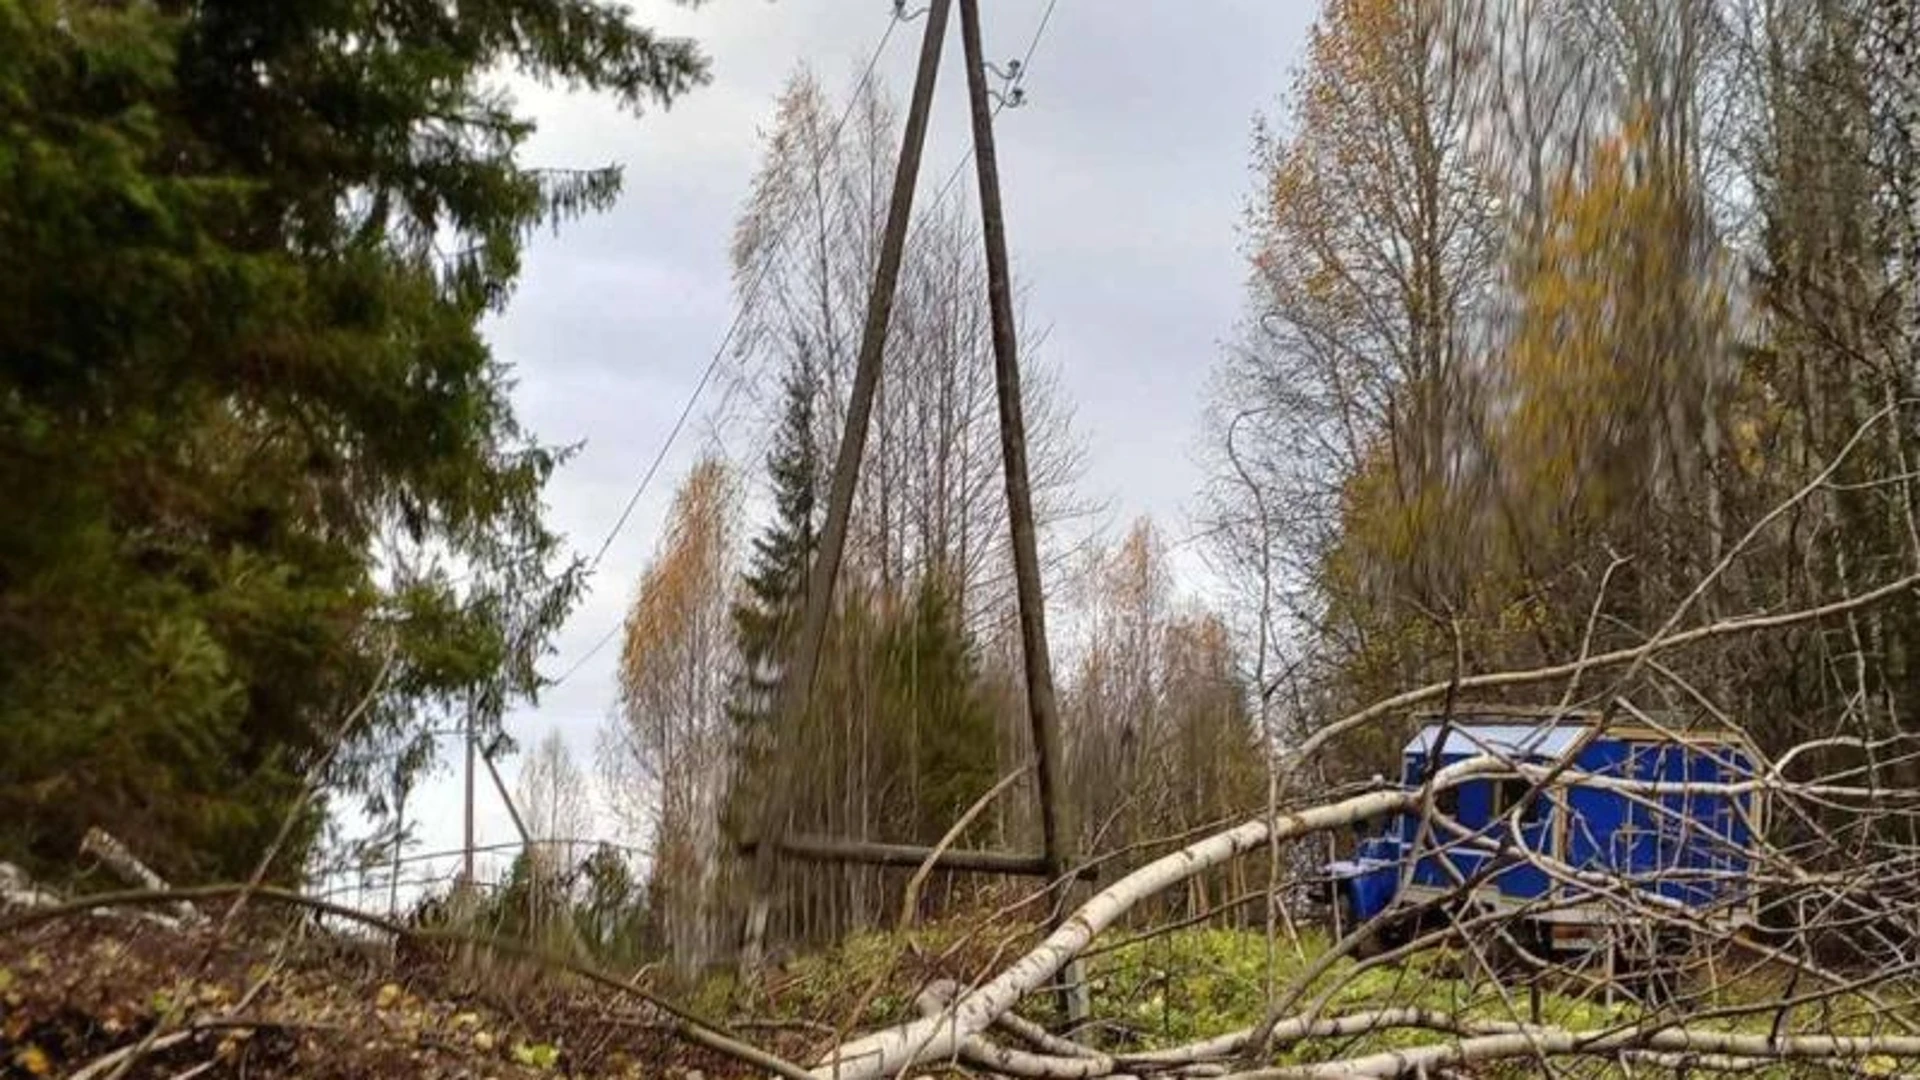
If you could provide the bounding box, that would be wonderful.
[0,0,707,879]
[729,356,821,733]
[880,578,998,844]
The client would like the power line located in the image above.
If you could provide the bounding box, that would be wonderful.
[1020,0,1061,73]
[917,0,1058,219]
[550,13,915,691]
[552,617,623,687]
[556,0,1066,693]
[714,0,1065,488]
[581,11,908,577]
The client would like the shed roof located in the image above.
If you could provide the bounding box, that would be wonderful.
[1403,711,1756,759]
[1404,722,1589,759]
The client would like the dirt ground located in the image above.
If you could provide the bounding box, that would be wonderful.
[0,911,784,1080]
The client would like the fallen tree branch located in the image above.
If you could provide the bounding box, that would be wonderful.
[1118,1008,1535,1068]
[69,1016,344,1080]
[908,1000,1801,1079]
[69,1031,196,1080]
[924,978,1108,1062]
[1222,1027,1920,1079]
[0,862,67,912]
[916,980,1120,1078]
[1283,572,1920,772]
[902,767,1032,929]
[80,829,204,928]
[821,768,1040,1076]
[97,648,395,1080]
[809,757,1504,1080]
[990,1001,1108,1060]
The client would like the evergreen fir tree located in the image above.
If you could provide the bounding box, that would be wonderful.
[0,0,706,879]
[728,356,821,732]
[880,577,998,844]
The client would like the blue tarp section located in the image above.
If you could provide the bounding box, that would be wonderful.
[1337,721,1759,926]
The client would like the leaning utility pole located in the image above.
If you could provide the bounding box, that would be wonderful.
[958,0,1085,1022]
[734,4,1089,1005]
[739,0,955,970]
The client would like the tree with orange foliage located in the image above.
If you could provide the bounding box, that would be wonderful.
[600,457,738,973]
[1207,0,1752,776]
[1493,116,1732,614]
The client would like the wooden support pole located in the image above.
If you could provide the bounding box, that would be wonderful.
[462,709,477,886]
[740,834,1095,879]
[958,0,1084,1022]
[740,0,954,970]
[479,745,534,847]
[387,777,407,922]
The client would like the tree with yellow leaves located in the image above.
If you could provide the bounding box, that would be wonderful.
[1492,113,1733,625]
[1208,0,1755,776]
[599,457,738,973]
[1205,0,1501,749]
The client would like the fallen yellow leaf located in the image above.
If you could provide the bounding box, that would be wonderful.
[13,1044,50,1077]
[512,1041,560,1070]
[375,982,403,1009]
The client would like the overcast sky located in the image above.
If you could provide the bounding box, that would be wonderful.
[373,0,1316,899]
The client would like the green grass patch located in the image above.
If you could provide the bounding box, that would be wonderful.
[1080,926,1626,1053]
[691,920,1920,1076]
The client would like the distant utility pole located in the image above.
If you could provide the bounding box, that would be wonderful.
[958,0,1085,1023]
[388,773,408,922]
[739,0,955,970]
[463,703,477,886]
[731,0,1086,996]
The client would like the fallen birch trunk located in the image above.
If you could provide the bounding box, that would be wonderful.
[992,1004,1108,1060]
[915,980,1118,1078]
[1130,1011,1777,1074]
[1117,1008,1538,1069]
[81,828,205,928]
[0,862,63,911]
[1226,1028,1920,1079]
[905,996,1796,1079]
[4,855,184,931]
[922,979,1108,1062]
[810,758,1502,1080]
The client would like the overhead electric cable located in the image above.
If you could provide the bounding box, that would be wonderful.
[581,13,908,576]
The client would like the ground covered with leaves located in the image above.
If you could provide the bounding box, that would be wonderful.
[0,911,754,1080]
[0,901,1061,1079]
[3,904,1884,1079]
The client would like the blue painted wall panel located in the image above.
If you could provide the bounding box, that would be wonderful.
[1339,725,1760,927]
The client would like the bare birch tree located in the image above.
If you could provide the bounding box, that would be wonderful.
[516,730,592,877]
[729,68,1087,627]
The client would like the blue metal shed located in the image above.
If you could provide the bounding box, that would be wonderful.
[1324,708,1765,956]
